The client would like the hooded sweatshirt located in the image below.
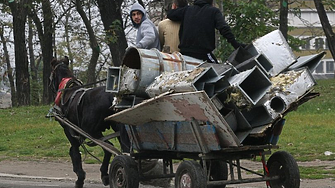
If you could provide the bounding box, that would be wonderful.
[130,3,161,50]
[167,0,240,55]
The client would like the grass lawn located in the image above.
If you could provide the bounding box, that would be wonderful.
[0,79,335,179]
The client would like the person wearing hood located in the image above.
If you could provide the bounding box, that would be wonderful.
[158,0,188,53]
[130,2,161,50]
[167,0,244,63]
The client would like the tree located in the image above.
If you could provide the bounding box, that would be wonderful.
[28,0,54,104]
[28,17,40,105]
[216,0,279,61]
[7,0,30,106]
[96,0,128,66]
[75,0,100,84]
[314,0,335,61]
[0,24,16,106]
[279,0,289,40]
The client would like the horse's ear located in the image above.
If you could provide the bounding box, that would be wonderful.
[50,57,58,68]
[63,56,69,66]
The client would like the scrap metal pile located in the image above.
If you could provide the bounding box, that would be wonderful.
[105,30,324,151]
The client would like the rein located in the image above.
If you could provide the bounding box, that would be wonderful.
[57,78,107,93]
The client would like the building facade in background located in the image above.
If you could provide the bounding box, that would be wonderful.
[288,0,335,79]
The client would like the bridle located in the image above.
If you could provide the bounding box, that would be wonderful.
[49,62,65,94]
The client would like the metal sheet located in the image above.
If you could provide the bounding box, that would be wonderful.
[106,91,240,147]
[145,67,211,98]
[270,67,316,105]
[288,51,326,72]
[250,30,297,76]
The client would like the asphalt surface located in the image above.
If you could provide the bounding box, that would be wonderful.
[0,159,334,188]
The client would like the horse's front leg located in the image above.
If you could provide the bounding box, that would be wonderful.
[66,131,86,188]
[100,147,112,186]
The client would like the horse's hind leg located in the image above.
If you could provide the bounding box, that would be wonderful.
[100,147,112,186]
[66,132,86,188]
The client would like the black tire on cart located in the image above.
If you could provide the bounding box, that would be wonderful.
[109,155,139,188]
[207,160,228,188]
[175,160,206,188]
[267,151,300,188]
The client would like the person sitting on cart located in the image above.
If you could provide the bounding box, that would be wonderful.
[130,2,161,50]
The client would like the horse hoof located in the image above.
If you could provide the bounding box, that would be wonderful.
[102,175,110,186]
[75,181,84,188]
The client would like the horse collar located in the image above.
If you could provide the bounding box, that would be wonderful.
[54,77,72,106]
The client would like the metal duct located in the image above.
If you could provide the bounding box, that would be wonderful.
[228,66,272,105]
[288,51,326,72]
[270,67,316,105]
[247,30,297,76]
[235,54,273,76]
[106,67,121,93]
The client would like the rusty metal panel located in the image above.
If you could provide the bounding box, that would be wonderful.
[145,67,218,98]
[125,122,221,152]
[106,91,240,147]
[145,68,206,97]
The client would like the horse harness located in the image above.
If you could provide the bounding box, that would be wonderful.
[51,63,93,140]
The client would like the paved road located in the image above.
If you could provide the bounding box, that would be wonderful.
[0,174,169,188]
[1,160,334,188]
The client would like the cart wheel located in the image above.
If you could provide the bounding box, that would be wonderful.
[208,160,228,188]
[175,160,206,188]
[267,151,300,188]
[109,155,139,188]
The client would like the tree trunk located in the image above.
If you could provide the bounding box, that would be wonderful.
[279,0,289,41]
[9,0,30,106]
[314,0,335,60]
[41,0,54,104]
[97,0,128,67]
[28,18,39,105]
[75,0,100,84]
[29,0,54,104]
[0,25,17,106]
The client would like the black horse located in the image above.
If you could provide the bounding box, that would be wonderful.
[49,56,130,188]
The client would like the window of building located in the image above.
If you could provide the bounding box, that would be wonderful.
[315,61,324,73]
[314,38,324,50]
[301,38,311,50]
[326,61,334,73]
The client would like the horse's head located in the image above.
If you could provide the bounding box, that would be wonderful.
[49,56,74,93]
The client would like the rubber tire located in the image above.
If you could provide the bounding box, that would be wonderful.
[109,155,139,188]
[175,160,206,188]
[207,160,228,188]
[267,151,300,188]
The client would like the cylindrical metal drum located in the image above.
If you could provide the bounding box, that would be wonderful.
[121,47,204,97]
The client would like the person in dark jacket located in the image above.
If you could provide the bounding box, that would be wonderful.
[167,0,243,63]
